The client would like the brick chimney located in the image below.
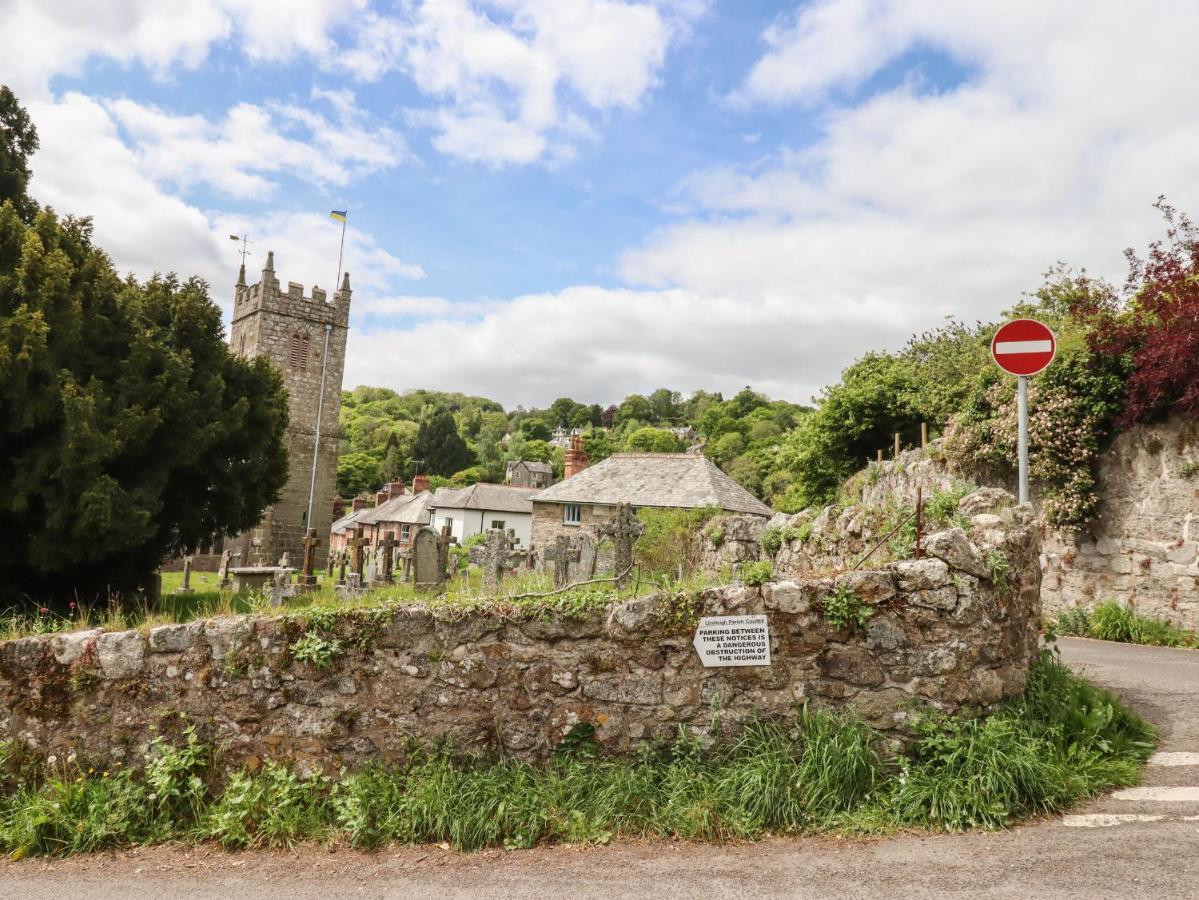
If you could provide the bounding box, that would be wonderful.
[351,496,369,512]
[412,473,430,493]
[375,489,389,507]
[564,435,589,479]
[332,495,346,520]
[388,479,406,496]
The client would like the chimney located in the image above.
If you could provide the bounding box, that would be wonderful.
[564,435,589,479]
[412,473,430,493]
[351,496,369,512]
[389,480,406,496]
[375,490,389,507]
[332,495,346,519]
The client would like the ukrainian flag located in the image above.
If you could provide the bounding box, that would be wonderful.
[329,210,347,222]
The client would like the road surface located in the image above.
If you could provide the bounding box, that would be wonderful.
[2,637,1197,899]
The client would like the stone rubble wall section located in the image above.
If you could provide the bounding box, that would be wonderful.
[0,507,1040,774]
[836,417,1199,629]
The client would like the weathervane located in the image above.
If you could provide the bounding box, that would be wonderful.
[228,233,253,264]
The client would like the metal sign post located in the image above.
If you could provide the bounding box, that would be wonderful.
[991,318,1056,506]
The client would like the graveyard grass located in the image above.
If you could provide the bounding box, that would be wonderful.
[0,649,1154,857]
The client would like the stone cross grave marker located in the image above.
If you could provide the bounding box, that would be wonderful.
[218,549,233,590]
[596,503,644,588]
[174,556,194,594]
[544,535,581,589]
[479,528,520,593]
[299,528,320,590]
[412,527,444,590]
[348,526,371,582]
[377,531,397,585]
[438,523,452,582]
[337,550,347,586]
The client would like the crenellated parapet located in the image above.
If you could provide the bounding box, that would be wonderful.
[232,250,352,329]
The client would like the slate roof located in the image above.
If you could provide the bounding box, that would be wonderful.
[528,453,774,517]
[356,490,435,527]
[507,460,554,476]
[429,482,540,514]
[331,507,372,535]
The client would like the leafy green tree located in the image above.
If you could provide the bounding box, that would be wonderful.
[411,408,474,476]
[449,465,489,486]
[0,86,38,221]
[625,427,681,453]
[522,439,554,463]
[0,204,288,604]
[615,394,653,426]
[337,452,381,498]
[583,430,616,464]
[708,431,746,465]
[519,418,552,441]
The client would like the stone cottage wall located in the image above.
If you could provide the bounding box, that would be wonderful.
[0,507,1039,775]
[837,417,1199,629]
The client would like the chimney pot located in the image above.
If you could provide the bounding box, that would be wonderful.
[412,473,430,493]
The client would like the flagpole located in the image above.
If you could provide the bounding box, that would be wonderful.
[334,213,347,298]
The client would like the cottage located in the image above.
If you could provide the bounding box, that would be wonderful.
[506,459,554,489]
[354,490,434,550]
[528,452,773,547]
[428,483,540,547]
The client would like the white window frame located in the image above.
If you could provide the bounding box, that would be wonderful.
[491,519,506,531]
[400,524,411,542]
[563,503,582,525]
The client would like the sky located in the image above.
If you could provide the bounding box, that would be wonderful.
[5,0,1199,408]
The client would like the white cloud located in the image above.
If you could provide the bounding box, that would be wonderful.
[27,94,422,322]
[345,0,1199,407]
[342,0,679,164]
[103,89,409,199]
[1,0,364,97]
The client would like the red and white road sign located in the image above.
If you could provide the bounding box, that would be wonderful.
[991,318,1056,376]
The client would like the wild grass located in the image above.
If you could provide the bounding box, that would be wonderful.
[1051,601,1198,649]
[0,654,1154,858]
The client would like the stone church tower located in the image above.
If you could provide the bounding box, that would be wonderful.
[228,252,350,568]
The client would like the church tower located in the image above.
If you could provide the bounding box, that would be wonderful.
[228,252,350,567]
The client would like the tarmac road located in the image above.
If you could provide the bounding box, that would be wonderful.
[2,636,1197,899]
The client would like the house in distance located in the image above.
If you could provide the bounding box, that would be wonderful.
[528,452,774,547]
[428,482,542,547]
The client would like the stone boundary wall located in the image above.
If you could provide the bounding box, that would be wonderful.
[837,416,1199,629]
[0,506,1039,774]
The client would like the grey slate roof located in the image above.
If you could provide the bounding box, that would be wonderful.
[507,460,553,475]
[356,491,434,527]
[430,482,539,514]
[331,507,371,535]
[528,453,774,517]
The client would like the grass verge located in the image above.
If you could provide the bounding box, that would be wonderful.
[0,652,1153,858]
[1052,601,1199,649]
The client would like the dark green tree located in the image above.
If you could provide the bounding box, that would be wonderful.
[0,86,38,221]
[412,407,474,476]
[337,451,381,498]
[0,204,288,604]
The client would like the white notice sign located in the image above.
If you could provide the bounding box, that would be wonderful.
[692,615,771,667]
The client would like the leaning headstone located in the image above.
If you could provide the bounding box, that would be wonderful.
[175,557,195,595]
[218,549,233,590]
[412,527,444,590]
[596,503,644,588]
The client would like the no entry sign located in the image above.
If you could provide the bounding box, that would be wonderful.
[991,318,1056,376]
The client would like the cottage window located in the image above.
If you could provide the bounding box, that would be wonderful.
[491,519,505,531]
[563,504,582,525]
[288,332,311,369]
[400,524,411,542]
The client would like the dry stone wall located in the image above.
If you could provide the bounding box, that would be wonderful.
[837,417,1199,629]
[0,505,1039,774]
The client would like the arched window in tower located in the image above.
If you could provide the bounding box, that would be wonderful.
[288,332,311,370]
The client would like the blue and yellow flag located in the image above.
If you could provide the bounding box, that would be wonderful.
[329,209,347,222]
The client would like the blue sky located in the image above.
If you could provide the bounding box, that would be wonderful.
[6,1,1199,406]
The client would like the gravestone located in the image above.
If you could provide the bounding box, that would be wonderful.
[175,556,195,594]
[412,527,444,590]
[544,535,580,589]
[348,526,371,581]
[571,532,598,583]
[596,503,644,588]
[299,529,320,591]
[478,528,519,593]
[337,550,347,586]
[448,552,459,579]
[376,531,397,585]
[217,549,233,590]
[437,523,452,582]
[271,567,298,606]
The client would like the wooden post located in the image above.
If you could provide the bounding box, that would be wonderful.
[877,448,884,464]
[893,433,901,458]
[921,422,928,449]
[914,486,923,559]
